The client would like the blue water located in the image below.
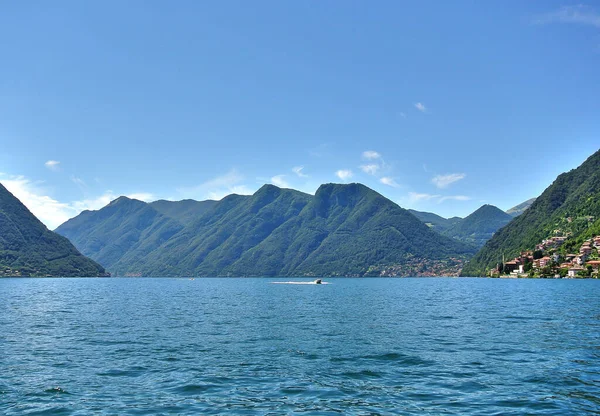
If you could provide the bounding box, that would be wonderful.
[1,278,599,415]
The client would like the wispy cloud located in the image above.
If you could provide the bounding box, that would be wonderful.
[1,175,73,229]
[380,177,400,188]
[177,169,255,200]
[44,160,61,171]
[414,102,427,113]
[360,164,380,175]
[409,192,441,203]
[408,191,470,204]
[399,112,407,119]
[336,169,353,181]
[439,195,471,203]
[71,176,86,189]
[309,143,331,158]
[535,5,600,28]
[362,150,381,160]
[292,166,308,178]
[127,193,155,202]
[271,175,290,188]
[71,192,119,213]
[431,173,466,189]
[207,186,254,201]
[360,150,388,177]
[1,173,158,229]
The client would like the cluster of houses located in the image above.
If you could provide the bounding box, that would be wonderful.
[492,235,600,278]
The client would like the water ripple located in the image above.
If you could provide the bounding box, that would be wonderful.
[0,277,599,414]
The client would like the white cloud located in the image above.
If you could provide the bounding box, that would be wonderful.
[127,193,155,202]
[1,176,75,229]
[535,5,600,28]
[44,160,61,171]
[362,150,381,160]
[415,102,427,113]
[1,174,158,229]
[206,185,254,201]
[270,175,290,188]
[380,177,400,188]
[336,169,353,181]
[71,192,118,213]
[399,112,407,118]
[177,169,255,200]
[292,166,308,178]
[408,191,470,204]
[408,192,441,203]
[360,164,380,175]
[360,150,389,177]
[431,173,466,189]
[439,195,471,203]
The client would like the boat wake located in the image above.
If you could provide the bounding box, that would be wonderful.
[271,281,330,285]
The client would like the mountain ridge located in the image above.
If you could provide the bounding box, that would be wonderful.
[57,183,476,277]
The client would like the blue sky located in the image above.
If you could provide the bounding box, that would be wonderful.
[1,1,599,229]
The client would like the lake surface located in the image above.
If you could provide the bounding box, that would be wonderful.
[1,278,599,415]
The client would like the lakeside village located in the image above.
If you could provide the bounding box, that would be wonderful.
[490,234,600,279]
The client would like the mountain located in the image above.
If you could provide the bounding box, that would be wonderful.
[461,149,600,276]
[506,198,536,217]
[441,205,513,249]
[409,205,512,249]
[58,183,477,277]
[56,196,185,272]
[407,209,462,233]
[150,199,217,226]
[0,183,107,277]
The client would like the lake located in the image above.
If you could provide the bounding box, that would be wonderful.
[1,277,599,414]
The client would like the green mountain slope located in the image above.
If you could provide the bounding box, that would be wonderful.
[150,199,217,225]
[225,184,475,277]
[461,149,600,276]
[56,197,184,272]
[506,198,536,217]
[0,183,107,277]
[442,205,513,248]
[407,209,462,232]
[59,183,476,277]
[124,185,314,276]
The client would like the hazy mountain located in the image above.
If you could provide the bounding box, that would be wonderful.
[408,209,462,233]
[410,205,512,249]
[441,204,513,248]
[0,183,107,277]
[150,199,217,226]
[462,149,600,276]
[506,198,537,217]
[58,183,476,277]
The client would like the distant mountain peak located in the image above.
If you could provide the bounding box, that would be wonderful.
[255,183,282,194]
[469,204,512,219]
[107,196,149,209]
[109,195,132,204]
